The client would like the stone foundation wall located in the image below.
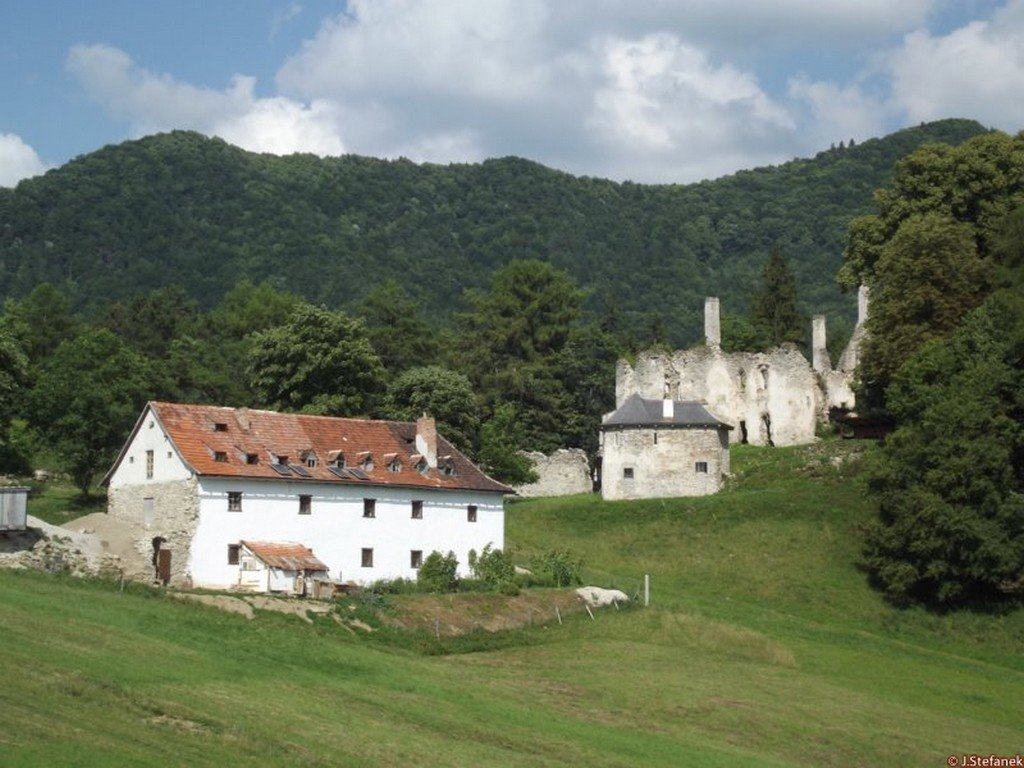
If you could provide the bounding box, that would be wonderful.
[107,478,199,585]
[513,449,592,497]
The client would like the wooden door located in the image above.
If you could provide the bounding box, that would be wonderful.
[157,549,171,585]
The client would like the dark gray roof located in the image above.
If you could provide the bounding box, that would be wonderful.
[602,394,732,430]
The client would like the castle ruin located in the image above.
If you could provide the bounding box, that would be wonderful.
[614,287,868,448]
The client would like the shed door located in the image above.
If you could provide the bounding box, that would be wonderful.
[157,549,171,585]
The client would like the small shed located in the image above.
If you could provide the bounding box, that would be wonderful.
[0,487,28,532]
[236,540,329,595]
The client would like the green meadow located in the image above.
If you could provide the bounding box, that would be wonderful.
[1,441,1021,767]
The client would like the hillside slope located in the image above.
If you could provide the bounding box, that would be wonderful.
[0,119,986,344]
[1,441,1020,767]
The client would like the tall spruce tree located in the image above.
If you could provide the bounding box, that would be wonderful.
[751,248,804,347]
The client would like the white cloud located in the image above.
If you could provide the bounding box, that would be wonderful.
[0,133,47,187]
[787,76,888,147]
[886,1,1024,129]
[278,0,554,102]
[63,1,1023,184]
[587,34,795,180]
[67,44,346,156]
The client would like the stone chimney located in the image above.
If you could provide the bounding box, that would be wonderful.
[857,284,870,325]
[235,407,252,432]
[662,397,674,419]
[812,314,830,373]
[415,413,438,468]
[704,297,721,348]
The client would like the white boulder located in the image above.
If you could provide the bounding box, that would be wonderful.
[576,586,629,607]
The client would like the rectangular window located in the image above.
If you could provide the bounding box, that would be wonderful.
[142,497,154,527]
[214,422,228,432]
[467,505,478,523]
[299,494,312,515]
[411,500,423,519]
[410,550,423,568]
[363,498,376,518]
[695,461,709,474]
[227,544,240,565]
[623,467,634,479]
[227,491,242,512]
[145,450,154,479]
[214,451,227,463]
[361,548,374,568]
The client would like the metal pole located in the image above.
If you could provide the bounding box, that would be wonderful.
[644,574,650,607]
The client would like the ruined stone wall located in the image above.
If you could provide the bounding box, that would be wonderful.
[618,346,821,446]
[107,477,199,585]
[601,426,728,500]
[513,449,592,497]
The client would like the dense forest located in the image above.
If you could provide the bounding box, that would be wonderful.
[0,118,987,346]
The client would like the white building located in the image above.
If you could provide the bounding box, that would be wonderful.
[599,395,731,500]
[104,402,509,591]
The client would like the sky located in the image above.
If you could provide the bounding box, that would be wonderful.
[1,0,1022,188]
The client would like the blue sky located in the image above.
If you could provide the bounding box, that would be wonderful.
[1,1,1020,186]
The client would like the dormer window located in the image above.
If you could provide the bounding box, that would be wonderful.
[301,451,318,468]
[245,453,258,465]
[440,463,456,477]
[214,451,228,463]
[384,453,401,472]
[335,455,345,468]
[357,452,373,472]
[415,458,428,475]
[213,422,228,432]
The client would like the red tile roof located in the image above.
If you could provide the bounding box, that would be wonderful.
[242,541,328,572]
[146,402,510,494]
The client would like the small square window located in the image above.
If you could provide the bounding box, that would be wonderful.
[363,498,376,518]
[623,467,634,479]
[246,453,259,465]
[228,491,242,512]
[410,550,423,568]
[227,544,240,564]
[411,500,423,519]
[695,461,709,474]
[361,548,374,568]
[214,451,228,463]
[166,451,172,459]
[299,494,312,515]
[467,505,478,523]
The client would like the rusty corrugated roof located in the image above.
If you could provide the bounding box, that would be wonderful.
[146,402,510,493]
[242,541,328,572]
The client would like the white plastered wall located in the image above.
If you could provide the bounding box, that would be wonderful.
[190,477,505,588]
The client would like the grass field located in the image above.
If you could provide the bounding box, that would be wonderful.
[1,440,1021,766]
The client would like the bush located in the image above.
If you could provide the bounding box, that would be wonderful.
[468,544,515,586]
[529,549,583,587]
[417,551,459,593]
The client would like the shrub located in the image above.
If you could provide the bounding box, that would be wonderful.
[468,544,515,586]
[529,549,583,587]
[417,551,459,593]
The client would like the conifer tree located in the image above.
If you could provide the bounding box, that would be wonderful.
[750,248,804,347]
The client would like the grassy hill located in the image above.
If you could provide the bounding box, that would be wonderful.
[0,119,988,344]
[1,440,1021,766]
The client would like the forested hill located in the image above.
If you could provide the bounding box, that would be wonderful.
[0,118,986,345]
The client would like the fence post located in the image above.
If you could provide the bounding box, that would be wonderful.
[644,574,650,607]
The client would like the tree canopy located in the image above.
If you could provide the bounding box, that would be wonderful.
[248,304,385,416]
